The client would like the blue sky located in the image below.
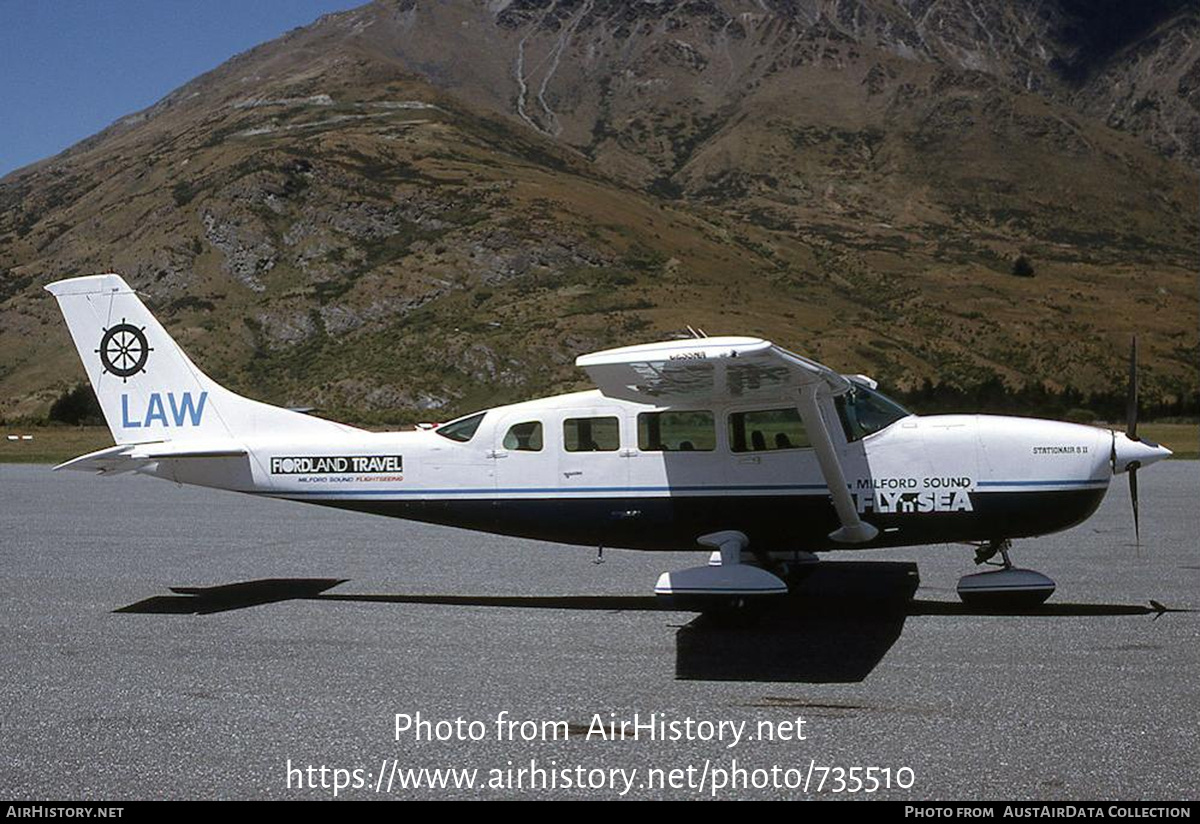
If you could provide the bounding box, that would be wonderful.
[0,0,361,178]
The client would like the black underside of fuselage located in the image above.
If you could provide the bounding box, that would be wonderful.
[306,489,1107,552]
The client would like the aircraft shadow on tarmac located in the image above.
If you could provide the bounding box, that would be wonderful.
[115,562,1187,684]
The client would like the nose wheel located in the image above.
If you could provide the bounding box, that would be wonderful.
[958,539,1056,608]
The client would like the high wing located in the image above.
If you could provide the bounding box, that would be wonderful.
[54,441,248,474]
[576,336,877,545]
[575,336,851,404]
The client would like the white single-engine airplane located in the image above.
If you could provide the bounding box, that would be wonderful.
[47,273,1172,609]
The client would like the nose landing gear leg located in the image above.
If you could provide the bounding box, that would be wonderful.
[973,538,1012,567]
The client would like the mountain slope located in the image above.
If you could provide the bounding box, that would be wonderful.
[1,0,1195,423]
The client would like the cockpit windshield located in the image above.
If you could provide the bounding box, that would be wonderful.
[836,383,911,441]
[435,412,485,443]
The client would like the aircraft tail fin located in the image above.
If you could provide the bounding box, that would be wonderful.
[45,273,357,445]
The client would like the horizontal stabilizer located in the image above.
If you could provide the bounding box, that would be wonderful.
[54,441,248,473]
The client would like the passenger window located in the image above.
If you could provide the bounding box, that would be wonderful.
[637,411,715,452]
[728,408,809,452]
[503,421,543,452]
[563,416,620,452]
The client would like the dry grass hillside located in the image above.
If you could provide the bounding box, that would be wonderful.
[1,0,1195,424]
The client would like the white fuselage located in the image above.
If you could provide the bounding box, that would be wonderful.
[141,389,1117,553]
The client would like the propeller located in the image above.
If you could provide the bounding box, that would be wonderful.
[1125,335,1141,545]
[1109,337,1172,547]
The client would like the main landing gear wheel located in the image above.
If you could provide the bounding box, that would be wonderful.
[655,531,788,614]
[956,539,1056,608]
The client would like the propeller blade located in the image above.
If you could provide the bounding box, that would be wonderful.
[1129,464,1140,548]
[1125,336,1142,548]
[1126,335,1139,442]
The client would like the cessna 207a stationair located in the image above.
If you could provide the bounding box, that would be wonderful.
[47,273,1171,608]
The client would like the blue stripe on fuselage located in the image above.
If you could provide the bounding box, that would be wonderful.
[256,478,1108,499]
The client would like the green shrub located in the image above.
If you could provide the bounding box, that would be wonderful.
[1012,255,1035,277]
[48,383,103,425]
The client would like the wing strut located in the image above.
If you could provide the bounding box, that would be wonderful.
[798,384,878,544]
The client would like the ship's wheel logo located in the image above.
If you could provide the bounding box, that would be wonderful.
[95,320,153,382]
